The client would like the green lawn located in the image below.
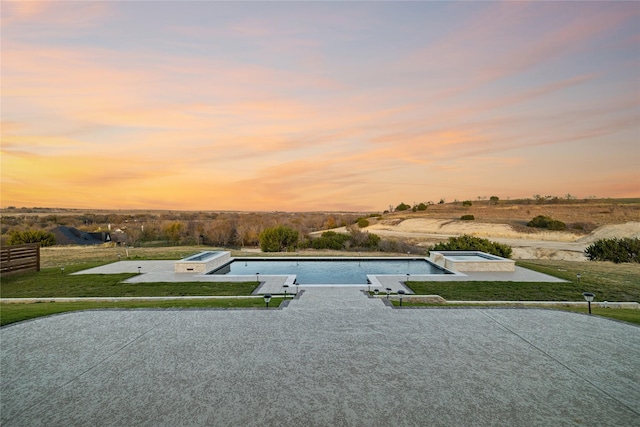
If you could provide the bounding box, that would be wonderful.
[1,265,259,298]
[404,280,640,302]
[405,260,640,302]
[2,258,638,327]
[0,263,271,326]
[397,259,640,325]
[0,298,284,326]
[554,306,640,325]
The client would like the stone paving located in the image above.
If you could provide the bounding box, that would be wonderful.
[2,287,639,426]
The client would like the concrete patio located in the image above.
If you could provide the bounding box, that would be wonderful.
[1,287,639,426]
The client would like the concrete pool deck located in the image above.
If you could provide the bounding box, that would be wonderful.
[1,287,639,426]
[70,260,567,295]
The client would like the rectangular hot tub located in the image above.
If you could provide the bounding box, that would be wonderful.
[428,251,515,272]
[174,251,231,273]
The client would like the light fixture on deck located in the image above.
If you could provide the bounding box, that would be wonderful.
[582,292,595,314]
[398,289,406,306]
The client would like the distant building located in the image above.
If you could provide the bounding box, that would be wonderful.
[50,226,111,246]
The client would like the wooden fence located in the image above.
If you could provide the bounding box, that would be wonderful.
[0,243,40,276]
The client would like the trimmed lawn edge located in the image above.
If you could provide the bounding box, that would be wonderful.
[388,301,640,325]
[0,298,285,327]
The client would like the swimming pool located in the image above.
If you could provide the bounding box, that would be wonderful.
[209,258,451,284]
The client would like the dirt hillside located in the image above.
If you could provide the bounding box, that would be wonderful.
[359,201,640,261]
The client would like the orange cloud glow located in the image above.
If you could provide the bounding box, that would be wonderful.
[1,2,638,211]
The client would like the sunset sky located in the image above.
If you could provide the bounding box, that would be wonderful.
[2,1,639,212]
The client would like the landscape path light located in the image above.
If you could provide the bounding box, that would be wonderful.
[577,273,582,284]
[61,266,65,274]
[582,292,595,314]
[386,287,391,299]
[374,289,379,295]
[264,294,272,308]
[138,266,141,274]
[398,289,406,306]
[283,284,289,300]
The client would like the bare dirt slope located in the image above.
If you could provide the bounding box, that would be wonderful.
[366,221,639,261]
[357,201,640,261]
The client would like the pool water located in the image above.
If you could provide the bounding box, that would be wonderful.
[209,258,450,284]
[447,255,493,261]
[184,251,221,261]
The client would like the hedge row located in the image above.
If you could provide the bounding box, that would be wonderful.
[585,238,639,263]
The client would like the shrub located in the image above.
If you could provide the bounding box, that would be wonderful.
[416,203,428,211]
[462,200,472,207]
[357,218,370,228]
[396,202,411,211]
[6,229,56,247]
[429,235,512,258]
[547,220,566,230]
[311,231,350,250]
[527,215,566,230]
[585,238,640,263]
[460,215,475,221]
[347,226,380,249]
[259,225,299,252]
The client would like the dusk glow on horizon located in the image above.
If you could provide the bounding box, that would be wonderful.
[2,1,639,212]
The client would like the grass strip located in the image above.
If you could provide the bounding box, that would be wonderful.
[552,307,640,325]
[0,298,284,327]
[405,280,640,302]
[390,300,640,325]
[0,267,259,298]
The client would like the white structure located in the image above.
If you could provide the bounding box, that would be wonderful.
[428,251,515,272]
[174,251,230,273]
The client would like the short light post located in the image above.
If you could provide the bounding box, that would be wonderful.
[283,284,289,300]
[256,273,260,282]
[61,266,65,274]
[398,289,406,306]
[137,266,141,274]
[374,289,379,296]
[386,287,391,299]
[264,293,272,308]
[577,273,582,284]
[583,292,595,314]
[406,273,410,283]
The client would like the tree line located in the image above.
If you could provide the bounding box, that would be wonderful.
[0,211,363,248]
